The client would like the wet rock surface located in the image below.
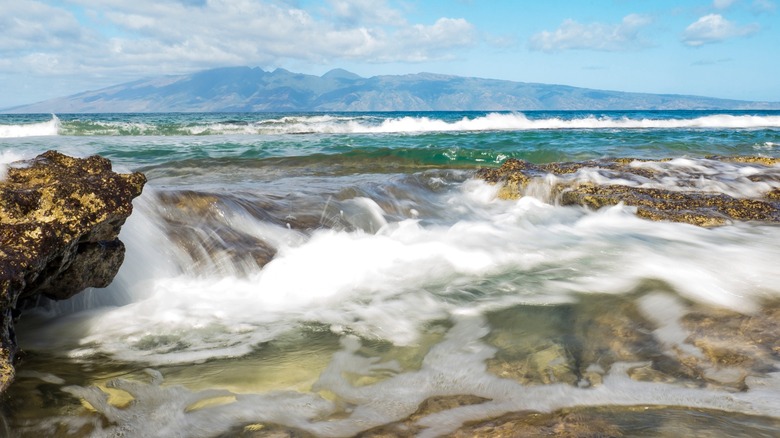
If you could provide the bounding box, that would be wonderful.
[476,156,780,226]
[0,151,145,392]
[155,191,280,275]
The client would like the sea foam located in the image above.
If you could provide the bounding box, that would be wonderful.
[366,113,780,132]
[18,178,780,365]
[248,113,780,134]
[0,115,60,138]
[44,113,780,136]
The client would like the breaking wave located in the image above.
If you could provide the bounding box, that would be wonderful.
[358,113,780,133]
[0,115,60,138]
[38,112,780,136]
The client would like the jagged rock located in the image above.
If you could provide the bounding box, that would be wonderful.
[0,151,145,392]
[475,157,780,226]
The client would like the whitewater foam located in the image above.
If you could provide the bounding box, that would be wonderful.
[258,113,780,134]
[331,113,780,133]
[553,157,780,198]
[18,178,780,365]
[42,113,780,136]
[755,141,778,150]
[508,157,780,202]
[0,150,24,180]
[0,115,59,138]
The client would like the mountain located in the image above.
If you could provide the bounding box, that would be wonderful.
[6,66,780,113]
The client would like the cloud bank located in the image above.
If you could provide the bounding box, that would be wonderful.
[0,0,476,80]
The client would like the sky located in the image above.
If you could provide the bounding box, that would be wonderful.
[1,0,779,108]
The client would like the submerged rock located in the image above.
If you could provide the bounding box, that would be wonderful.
[357,394,492,437]
[681,301,780,380]
[476,156,780,226]
[449,409,624,438]
[485,305,580,386]
[155,190,278,275]
[0,151,145,392]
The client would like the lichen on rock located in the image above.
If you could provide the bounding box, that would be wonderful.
[0,150,145,392]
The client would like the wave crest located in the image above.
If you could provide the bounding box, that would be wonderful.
[0,115,60,138]
[59,113,780,136]
[367,113,780,132]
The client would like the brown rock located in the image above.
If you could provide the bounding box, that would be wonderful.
[0,151,145,392]
[476,157,780,226]
[155,190,278,273]
[216,423,316,438]
[450,410,623,438]
[358,394,491,437]
[716,156,780,166]
[485,305,579,386]
[571,294,662,383]
[681,302,780,374]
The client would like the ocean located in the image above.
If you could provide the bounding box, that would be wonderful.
[2,111,780,436]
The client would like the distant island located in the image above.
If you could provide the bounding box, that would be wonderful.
[6,67,780,113]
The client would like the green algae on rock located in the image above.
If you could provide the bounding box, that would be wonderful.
[475,157,780,226]
[0,151,146,393]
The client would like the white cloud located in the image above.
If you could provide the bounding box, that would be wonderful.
[0,0,478,82]
[751,0,777,13]
[528,14,653,52]
[389,18,476,61]
[0,0,92,51]
[681,14,759,46]
[713,0,738,9]
[326,0,406,26]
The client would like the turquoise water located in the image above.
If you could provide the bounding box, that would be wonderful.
[4,111,780,164]
[2,111,780,437]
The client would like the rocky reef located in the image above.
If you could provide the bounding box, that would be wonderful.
[476,156,780,226]
[0,151,145,392]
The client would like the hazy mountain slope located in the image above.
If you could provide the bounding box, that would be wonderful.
[6,66,779,113]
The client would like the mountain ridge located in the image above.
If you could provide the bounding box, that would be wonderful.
[5,66,780,113]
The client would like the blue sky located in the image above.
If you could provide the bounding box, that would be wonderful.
[1,0,778,108]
